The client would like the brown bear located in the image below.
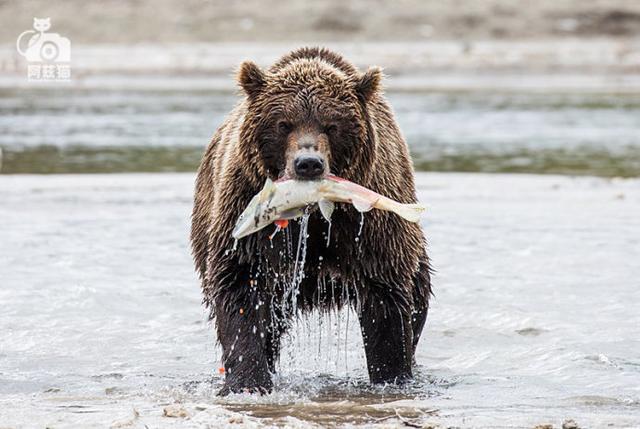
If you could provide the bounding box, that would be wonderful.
[191,47,431,395]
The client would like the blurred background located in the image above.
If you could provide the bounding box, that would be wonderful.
[1,0,639,176]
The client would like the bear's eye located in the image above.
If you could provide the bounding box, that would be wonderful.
[324,124,339,135]
[277,121,292,134]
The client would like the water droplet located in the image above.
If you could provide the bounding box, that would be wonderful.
[356,213,365,239]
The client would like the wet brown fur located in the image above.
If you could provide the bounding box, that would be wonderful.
[191,47,432,395]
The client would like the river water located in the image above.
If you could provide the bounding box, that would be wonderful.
[1,85,640,176]
[1,172,638,428]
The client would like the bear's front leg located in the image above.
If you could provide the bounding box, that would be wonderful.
[214,282,281,396]
[358,282,414,384]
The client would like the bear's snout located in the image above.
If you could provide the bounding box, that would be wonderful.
[294,154,325,179]
[285,128,331,180]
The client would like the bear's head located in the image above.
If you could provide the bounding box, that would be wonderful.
[236,55,382,182]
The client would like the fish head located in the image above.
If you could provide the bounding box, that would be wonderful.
[232,178,277,239]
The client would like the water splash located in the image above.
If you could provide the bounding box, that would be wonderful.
[355,212,364,242]
[254,210,368,387]
[224,238,239,256]
[288,212,310,312]
[268,225,282,248]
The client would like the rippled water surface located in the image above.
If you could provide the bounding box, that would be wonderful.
[1,172,639,428]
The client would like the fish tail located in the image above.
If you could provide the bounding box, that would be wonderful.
[392,202,426,223]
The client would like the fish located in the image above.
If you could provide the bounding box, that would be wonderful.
[232,175,426,239]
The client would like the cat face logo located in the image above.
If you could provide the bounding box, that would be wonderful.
[16,18,71,63]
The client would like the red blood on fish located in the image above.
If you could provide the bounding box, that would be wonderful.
[274,219,289,228]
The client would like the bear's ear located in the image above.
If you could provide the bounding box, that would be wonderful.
[237,61,266,99]
[355,67,383,101]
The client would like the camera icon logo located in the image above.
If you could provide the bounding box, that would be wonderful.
[17,17,71,63]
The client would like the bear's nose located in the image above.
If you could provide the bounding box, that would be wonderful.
[294,154,325,179]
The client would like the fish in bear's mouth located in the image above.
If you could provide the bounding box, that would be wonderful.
[232,174,426,239]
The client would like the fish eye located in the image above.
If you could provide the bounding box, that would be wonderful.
[277,121,292,134]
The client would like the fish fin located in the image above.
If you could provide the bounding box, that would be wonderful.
[318,199,335,222]
[393,203,426,223]
[258,178,276,203]
[351,196,375,213]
